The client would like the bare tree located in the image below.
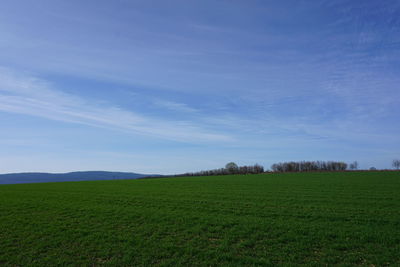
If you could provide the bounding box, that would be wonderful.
[349,161,358,170]
[393,159,400,170]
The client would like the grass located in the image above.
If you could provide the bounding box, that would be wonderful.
[1,171,400,266]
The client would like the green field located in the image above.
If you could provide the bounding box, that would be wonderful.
[1,172,400,266]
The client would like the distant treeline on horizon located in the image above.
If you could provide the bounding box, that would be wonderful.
[168,160,391,177]
[142,159,400,179]
[173,162,264,177]
[271,161,348,172]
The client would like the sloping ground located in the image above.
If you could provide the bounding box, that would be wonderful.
[0,172,399,266]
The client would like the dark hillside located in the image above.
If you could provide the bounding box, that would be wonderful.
[0,171,158,184]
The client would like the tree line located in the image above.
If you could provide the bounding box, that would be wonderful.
[174,162,264,177]
[170,159,400,178]
[271,161,348,172]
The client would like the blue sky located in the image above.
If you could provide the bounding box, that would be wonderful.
[0,0,399,174]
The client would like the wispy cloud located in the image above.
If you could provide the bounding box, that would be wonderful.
[153,99,199,113]
[0,67,233,143]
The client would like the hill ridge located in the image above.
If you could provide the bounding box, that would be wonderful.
[0,171,158,184]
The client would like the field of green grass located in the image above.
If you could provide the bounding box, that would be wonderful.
[1,171,400,266]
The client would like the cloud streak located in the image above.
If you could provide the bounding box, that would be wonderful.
[0,67,233,143]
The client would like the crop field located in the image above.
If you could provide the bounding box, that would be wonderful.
[1,171,400,266]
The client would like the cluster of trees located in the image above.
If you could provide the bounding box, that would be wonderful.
[175,162,264,177]
[271,161,348,172]
[225,162,264,174]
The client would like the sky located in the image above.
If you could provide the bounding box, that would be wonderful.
[0,0,399,174]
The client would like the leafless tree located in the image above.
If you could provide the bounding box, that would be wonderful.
[349,161,358,170]
[393,159,400,170]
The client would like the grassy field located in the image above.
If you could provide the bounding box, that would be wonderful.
[1,171,400,266]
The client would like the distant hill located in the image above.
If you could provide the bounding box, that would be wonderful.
[0,171,159,184]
